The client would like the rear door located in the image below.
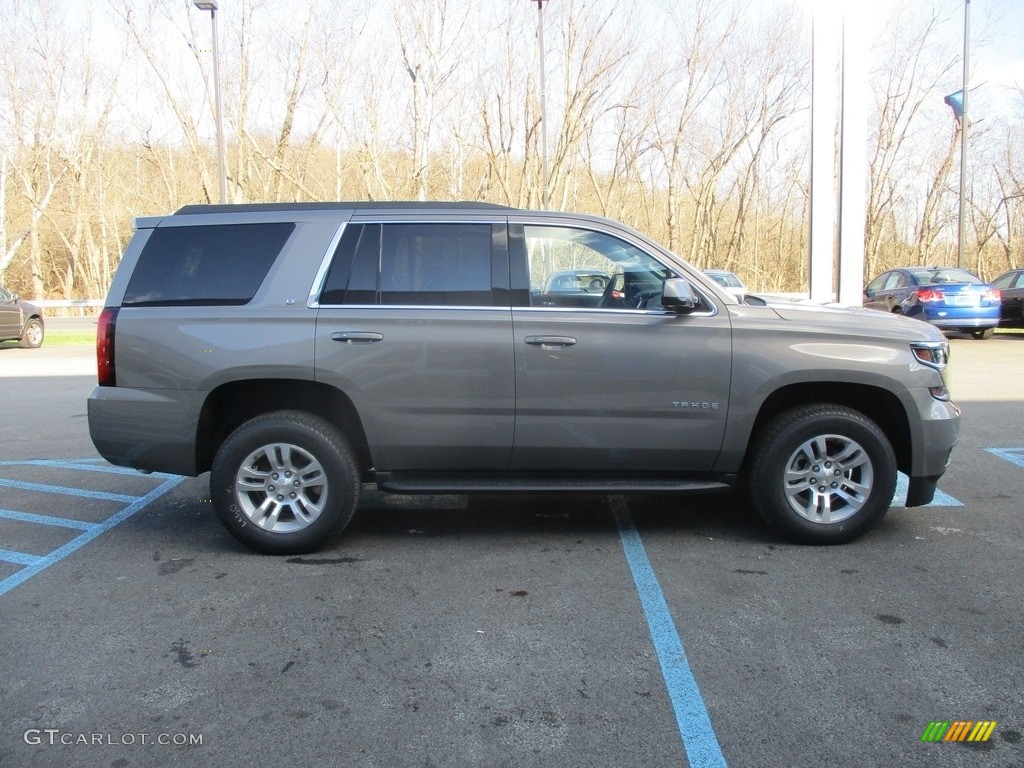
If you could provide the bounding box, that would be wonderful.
[508,220,732,472]
[314,217,515,471]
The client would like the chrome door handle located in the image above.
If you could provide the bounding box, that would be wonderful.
[331,331,383,344]
[525,335,577,349]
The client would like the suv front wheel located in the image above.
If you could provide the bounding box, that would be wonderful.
[746,405,897,544]
[211,411,361,554]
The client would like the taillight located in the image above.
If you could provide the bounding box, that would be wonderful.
[96,307,118,386]
[916,288,944,303]
[983,288,1001,304]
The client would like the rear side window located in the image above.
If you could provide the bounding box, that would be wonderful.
[320,222,494,307]
[122,223,294,306]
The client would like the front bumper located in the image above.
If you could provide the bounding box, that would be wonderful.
[901,388,960,507]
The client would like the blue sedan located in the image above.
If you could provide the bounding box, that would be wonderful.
[864,267,1000,339]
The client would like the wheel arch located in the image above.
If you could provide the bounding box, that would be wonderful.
[745,382,911,476]
[196,379,372,476]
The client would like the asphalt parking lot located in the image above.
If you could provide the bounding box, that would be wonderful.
[1,335,1022,768]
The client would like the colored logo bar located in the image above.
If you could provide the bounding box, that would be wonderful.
[921,721,997,742]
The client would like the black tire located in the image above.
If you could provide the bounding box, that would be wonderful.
[745,405,897,544]
[970,328,994,340]
[210,410,361,554]
[18,318,43,348]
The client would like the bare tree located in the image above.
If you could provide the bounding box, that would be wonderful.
[864,2,958,277]
[394,0,466,200]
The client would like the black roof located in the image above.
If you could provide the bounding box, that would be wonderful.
[175,201,513,215]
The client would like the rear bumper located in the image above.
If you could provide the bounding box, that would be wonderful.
[88,386,202,476]
[927,317,998,330]
[921,307,1000,329]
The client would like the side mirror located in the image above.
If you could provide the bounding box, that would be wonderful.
[661,277,699,313]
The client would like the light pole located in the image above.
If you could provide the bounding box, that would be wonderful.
[193,0,227,204]
[532,0,550,209]
[957,0,970,269]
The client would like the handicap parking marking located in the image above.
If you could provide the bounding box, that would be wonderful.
[0,548,45,567]
[984,447,1024,470]
[0,477,141,504]
[0,508,99,530]
[892,472,963,508]
[0,459,183,598]
[0,458,162,477]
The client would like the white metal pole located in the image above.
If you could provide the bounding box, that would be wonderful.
[809,6,839,303]
[957,0,970,269]
[536,0,550,209]
[837,10,869,307]
[210,7,228,204]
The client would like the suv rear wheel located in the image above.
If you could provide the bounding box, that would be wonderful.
[746,405,896,544]
[211,411,360,554]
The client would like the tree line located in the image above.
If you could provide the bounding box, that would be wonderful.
[1,0,1021,301]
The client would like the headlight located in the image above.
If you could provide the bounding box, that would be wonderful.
[910,340,949,370]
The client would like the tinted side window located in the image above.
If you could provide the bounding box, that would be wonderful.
[321,224,380,305]
[123,223,294,306]
[321,223,494,307]
[886,272,907,290]
[866,273,889,292]
[380,223,492,306]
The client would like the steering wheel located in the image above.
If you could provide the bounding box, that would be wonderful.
[632,288,661,309]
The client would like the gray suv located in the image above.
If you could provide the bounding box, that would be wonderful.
[88,202,960,554]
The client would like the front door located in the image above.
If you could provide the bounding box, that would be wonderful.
[509,223,732,472]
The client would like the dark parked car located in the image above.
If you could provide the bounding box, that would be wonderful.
[863,267,1000,339]
[0,287,44,348]
[991,269,1024,328]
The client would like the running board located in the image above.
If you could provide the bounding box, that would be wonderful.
[374,472,734,495]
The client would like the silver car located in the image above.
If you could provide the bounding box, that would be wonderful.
[704,269,747,300]
[88,203,959,554]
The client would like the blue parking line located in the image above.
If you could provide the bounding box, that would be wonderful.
[611,497,728,768]
[0,508,99,531]
[985,447,1024,470]
[0,459,178,479]
[0,477,141,504]
[0,549,45,566]
[0,474,183,597]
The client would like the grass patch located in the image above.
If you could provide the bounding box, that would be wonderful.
[44,330,97,346]
[1,330,95,347]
